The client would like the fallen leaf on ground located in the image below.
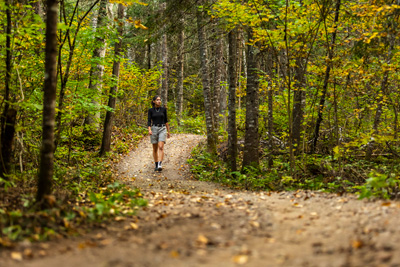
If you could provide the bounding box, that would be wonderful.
[170,250,180,258]
[196,234,209,246]
[11,252,23,261]
[233,255,248,264]
[23,249,33,258]
[352,240,363,249]
[130,223,139,229]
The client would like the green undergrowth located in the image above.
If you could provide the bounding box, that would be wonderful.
[0,125,148,248]
[189,142,400,200]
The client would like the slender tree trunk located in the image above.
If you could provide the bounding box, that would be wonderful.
[394,99,398,140]
[159,2,168,106]
[176,22,184,125]
[37,0,58,206]
[237,30,243,111]
[292,57,306,155]
[147,43,151,69]
[219,61,228,124]
[100,4,124,156]
[0,0,15,179]
[267,79,274,169]
[33,0,43,17]
[283,0,295,173]
[84,0,108,133]
[212,26,223,132]
[161,32,169,106]
[196,6,217,153]
[227,28,238,171]
[242,30,260,170]
[262,48,274,169]
[311,0,341,153]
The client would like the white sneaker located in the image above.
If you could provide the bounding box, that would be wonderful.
[158,162,162,171]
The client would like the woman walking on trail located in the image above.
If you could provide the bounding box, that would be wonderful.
[148,96,171,171]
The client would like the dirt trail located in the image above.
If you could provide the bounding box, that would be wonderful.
[2,134,400,267]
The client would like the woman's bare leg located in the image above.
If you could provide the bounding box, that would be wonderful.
[158,142,165,162]
[152,144,158,162]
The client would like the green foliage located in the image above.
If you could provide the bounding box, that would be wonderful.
[355,170,400,200]
[189,144,277,190]
[85,182,147,221]
[175,112,206,134]
[0,124,147,247]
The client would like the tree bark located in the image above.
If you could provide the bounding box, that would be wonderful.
[161,33,169,106]
[227,28,238,171]
[100,4,124,156]
[0,0,14,179]
[311,0,341,153]
[292,57,306,155]
[212,25,223,133]
[242,30,260,170]
[196,5,217,153]
[160,3,168,107]
[176,21,184,125]
[37,0,59,206]
[84,0,108,132]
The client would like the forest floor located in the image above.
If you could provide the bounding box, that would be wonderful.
[2,134,400,267]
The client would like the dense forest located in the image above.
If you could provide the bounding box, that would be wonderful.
[1,0,400,246]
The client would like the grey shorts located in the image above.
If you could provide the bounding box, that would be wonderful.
[150,126,167,144]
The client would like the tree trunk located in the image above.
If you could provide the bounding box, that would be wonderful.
[84,0,108,133]
[227,28,238,171]
[267,78,274,169]
[311,0,341,153]
[242,30,260,170]
[100,4,124,156]
[212,26,223,133]
[292,57,306,155]
[0,0,14,179]
[37,0,58,206]
[161,33,169,106]
[196,5,217,153]
[176,22,184,125]
[159,3,168,106]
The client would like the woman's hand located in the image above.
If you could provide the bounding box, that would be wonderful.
[149,130,152,135]
[167,132,171,138]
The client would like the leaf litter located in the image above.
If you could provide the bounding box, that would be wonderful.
[1,134,400,266]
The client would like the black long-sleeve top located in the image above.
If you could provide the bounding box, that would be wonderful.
[147,107,168,126]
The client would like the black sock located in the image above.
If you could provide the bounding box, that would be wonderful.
[155,162,158,168]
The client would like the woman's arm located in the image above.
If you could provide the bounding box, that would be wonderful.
[164,108,170,138]
[148,109,152,135]
[166,123,170,138]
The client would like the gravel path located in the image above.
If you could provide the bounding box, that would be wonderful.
[2,134,400,267]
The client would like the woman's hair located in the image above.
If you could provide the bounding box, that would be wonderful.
[152,95,161,107]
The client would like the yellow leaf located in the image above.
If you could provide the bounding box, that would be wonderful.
[170,250,180,258]
[196,234,208,245]
[11,252,23,261]
[352,240,363,249]
[233,255,248,264]
[134,20,148,30]
[130,223,139,229]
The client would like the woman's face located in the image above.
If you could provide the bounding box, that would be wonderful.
[154,97,161,107]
